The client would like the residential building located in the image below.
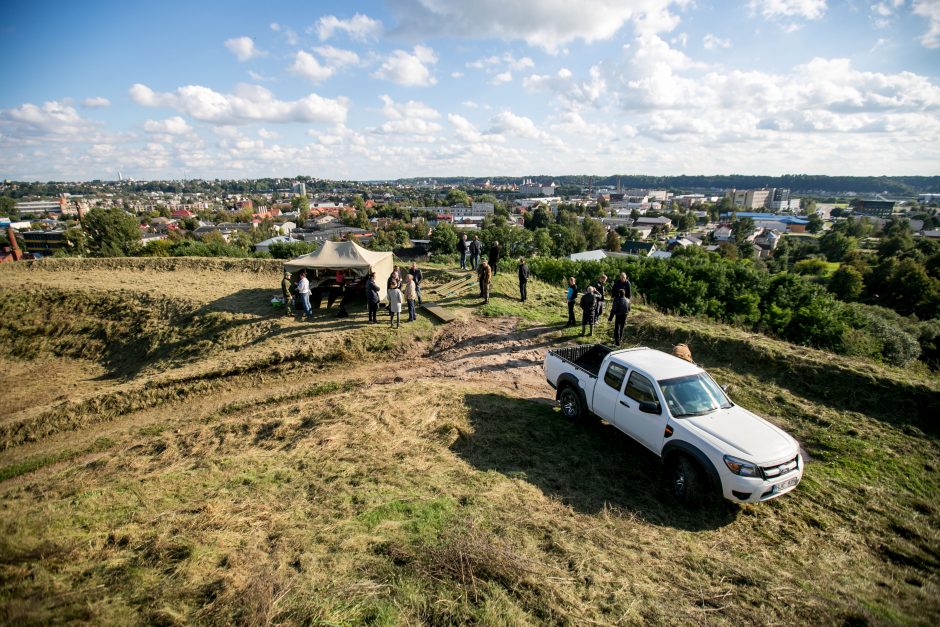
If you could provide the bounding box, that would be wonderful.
[451,202,494,217]
[728,188,772,210]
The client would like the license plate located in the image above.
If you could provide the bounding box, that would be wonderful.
[774,476,799,492]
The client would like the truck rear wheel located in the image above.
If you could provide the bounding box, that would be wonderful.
[669,455,705,507]
[558,387,583,421]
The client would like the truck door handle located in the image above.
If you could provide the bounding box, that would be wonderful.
[619,400,630,407]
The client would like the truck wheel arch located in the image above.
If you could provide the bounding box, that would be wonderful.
[555,374,589,420]
[661,441,722,496]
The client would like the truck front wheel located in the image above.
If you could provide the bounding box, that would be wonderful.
[669,455,705,506]
[558,387,583,421]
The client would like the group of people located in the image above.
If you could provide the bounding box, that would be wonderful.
[457,233,501,273]
[566,272,633,345]
[379,261,423,328]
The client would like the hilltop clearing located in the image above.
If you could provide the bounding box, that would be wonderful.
[0,258,938,624]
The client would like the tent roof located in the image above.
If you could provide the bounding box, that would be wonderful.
[283,239,392,273]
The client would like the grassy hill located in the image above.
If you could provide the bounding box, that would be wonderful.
[0,258,937,624]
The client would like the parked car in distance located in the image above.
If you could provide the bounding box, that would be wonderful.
[544,345,804,505]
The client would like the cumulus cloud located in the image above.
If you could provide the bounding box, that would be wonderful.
[491,71,513,85]
[467,53,534,71]
[315,13,382,41]
[129,83,349,125]
[747,0,827,20]
[387,0,689,53]
[83,96,111,108]
[290,51,334,83]
[486,110,556,144]
[913,0,940,48]
[225,36,264,61]
[371,45,438,86]
[313,45,360,67]
[703,34,731,49]
[0,100,91,136]
[143,116,192,135]
[374,94,442,135]
[270,22,299,45]
[522,65,608,108]
[448,113,490,143]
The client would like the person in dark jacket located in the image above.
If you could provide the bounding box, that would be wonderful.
[612,272,632,300]
[592,274,608,322]
[469,235,481,269]
[580,286,597,336]
[410,261,424,304]
[488,240,501,274]
[365,271,381,323]
[608,288,630,346]
[517,257,530,302]
[565,277,578,327]
[457,233,469,270]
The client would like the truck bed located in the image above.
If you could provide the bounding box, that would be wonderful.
[547,344,613,377]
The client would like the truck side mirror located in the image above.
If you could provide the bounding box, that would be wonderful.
[639,401,661,415]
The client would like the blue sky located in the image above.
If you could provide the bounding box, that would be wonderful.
[1,0,938,181]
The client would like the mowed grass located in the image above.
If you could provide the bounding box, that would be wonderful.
[0,259,938,624]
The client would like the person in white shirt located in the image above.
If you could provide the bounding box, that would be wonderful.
[297,270,313,318]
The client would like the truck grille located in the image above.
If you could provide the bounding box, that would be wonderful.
[761,455,799,479]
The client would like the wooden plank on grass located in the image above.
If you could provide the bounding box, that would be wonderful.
[421,303,457,323]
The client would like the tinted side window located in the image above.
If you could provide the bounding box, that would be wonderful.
[603,363,627,391]
[625,371,658,404]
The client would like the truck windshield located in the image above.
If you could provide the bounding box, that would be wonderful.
[659,373,732,418]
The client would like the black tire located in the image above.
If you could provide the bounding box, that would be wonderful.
[669,455,705,507]
[558,386,583,421]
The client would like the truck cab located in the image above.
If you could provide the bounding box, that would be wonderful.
[544,346,804,505]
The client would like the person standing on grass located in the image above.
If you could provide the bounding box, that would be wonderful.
[365,271,380,323]
[457,233,469,270]
[404,274,418,322]
[281,271,295,317]
[388,282,403,328]
[297,270,313,318]
[565,276,578,327]
[469,235,481,270]
[488,240,501,275]
[388,266,401,290]
[612,271,632,301]
[410,261,424,304]
[478,260,492,304]
[608,288,630,346]
[580,286,597,336]
[593,274,608,323]
[517,257,530,302]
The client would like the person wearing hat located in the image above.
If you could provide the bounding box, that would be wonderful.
[365,271,381,323]
[281,271,295,317]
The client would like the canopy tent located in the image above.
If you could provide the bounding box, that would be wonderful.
[283,240,394,302]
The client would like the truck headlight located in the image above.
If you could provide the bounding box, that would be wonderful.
[723,455,760,477]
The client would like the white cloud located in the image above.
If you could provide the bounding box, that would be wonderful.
[143,116,192,135]
[487,110,556,144]
[270,22,299,45]
[82,96,111,108]
[258,128,280,139]
[491,71,513,85]
[523,65,608,108]
[313,45,360,67]
[448,113,490,143]
[387,0,690,53]
[375,94,442,134]
[747,0,827,20]
[315,13,382,41]
[129,83,349,125]
[0,100,91,136]
[467,53,534,71]
[289,50,334,83]
[225,36,264,61]
[913,0,940,48]
[371,45,438,87]
[703,34,731,49]
[451,71,465,78]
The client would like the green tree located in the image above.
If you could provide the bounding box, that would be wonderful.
[83,207,142,257]
[445,189,470,206]
[605,229,621,252]
[291,194,310,224]
[582,216,607,250]
[429,222,458,255]
[807,214,824,233]
[533,228,553,257]
[0,196,17,218]
[525,206,553,230]
[818,231,856,261]
[828,266,864,301]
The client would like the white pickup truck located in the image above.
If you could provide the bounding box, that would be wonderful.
[544,345,804,505]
